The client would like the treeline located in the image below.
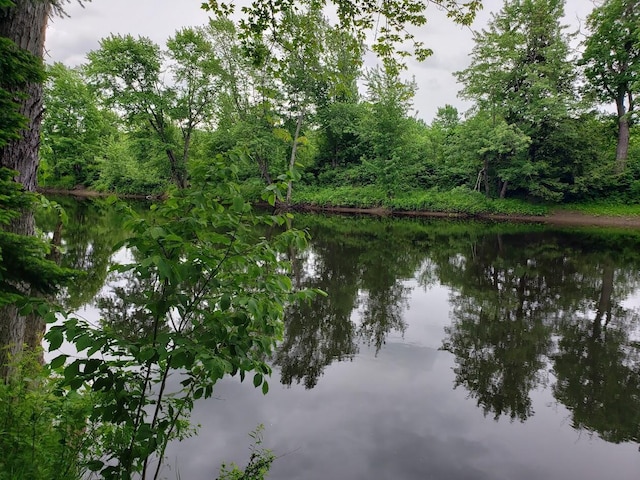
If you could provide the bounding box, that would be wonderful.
[40,0,639,206]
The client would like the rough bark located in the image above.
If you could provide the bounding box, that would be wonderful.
[0,0,51,192]
[483,157,490,197]
[0,0,51,379]
[0,212,42,380]
[165,148,187,189]
[499,180,508,199]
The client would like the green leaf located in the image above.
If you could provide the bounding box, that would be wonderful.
[49,354,67,370]
[86,460,104,472]
[75,333,94,352]
[220,294,231,311]
[253,372,263,388]
[83,359,102,375]
[19,302,33,316]
[46,328,64,350]
[138,347,156,362]
[232,195,244,212]
[262,380,269,395]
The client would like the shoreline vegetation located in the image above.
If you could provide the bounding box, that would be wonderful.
[39,186,640,229]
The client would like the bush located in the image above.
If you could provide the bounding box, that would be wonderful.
[0,351,92,480]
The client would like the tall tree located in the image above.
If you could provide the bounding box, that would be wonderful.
[456,0,577,200]
[580,0,640,173]
[86,30,222,189]
[0,0,75,380]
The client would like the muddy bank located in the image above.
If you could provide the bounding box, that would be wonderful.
[37,187,163,200]
[294,204,640,229]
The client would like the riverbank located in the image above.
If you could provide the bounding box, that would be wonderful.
[39,187,640,229]
[292,203,640,229]
[37,187,164,200]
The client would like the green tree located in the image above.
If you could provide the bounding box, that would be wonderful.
[40,63,116,189]
[86,30,222,189]
[580,0,640,172]
[357,66,418,195]
[196,18,286,186]
[46,157,316,479]
[456,0,577,200]
[441,112,530,197]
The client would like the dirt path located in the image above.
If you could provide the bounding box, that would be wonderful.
[483,210,640,228]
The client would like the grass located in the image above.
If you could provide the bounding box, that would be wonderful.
[555,201,640,217]
[293,185,549,216]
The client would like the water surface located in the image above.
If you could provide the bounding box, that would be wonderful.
[42,199,640,479]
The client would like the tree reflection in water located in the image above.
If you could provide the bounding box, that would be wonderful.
[40,202,640,446]
[439,230,640,442]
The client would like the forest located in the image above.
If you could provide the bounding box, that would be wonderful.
[1,0,640,478]
[38,0,640,213]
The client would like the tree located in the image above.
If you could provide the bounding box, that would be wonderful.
[85,31,223,188]
[45,157,316,478]
[0,1,77,380]
[580,0,640,173]
[456,0,577,200]
[40,63,116,189]
[0,0,51,191]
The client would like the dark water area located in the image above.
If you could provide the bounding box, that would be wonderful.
[40,197,640,479]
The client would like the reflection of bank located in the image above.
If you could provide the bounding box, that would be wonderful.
[438,231,640,445]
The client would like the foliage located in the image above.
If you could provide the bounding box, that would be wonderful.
[39,63,116,189]
[455,0,577,199]
[217,425,275,480]
[0,350,92,480]
[558,201,640,217]
[580,0,640,169]
[202,0,482,73]
[44,154,316,479]
[0,169,75,308]
[85,29,224,188]
[294,184,548,216]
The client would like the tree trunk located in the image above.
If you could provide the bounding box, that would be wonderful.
[615,96,629,174]
[165,148,187,189]
[499,180,508,199]
[0,212,42,380]
[286,112,304,206]
[483,157,490,197]
[0,0,51,380]
[0,0,51,192]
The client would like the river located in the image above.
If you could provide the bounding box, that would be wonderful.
[39,196,640,479]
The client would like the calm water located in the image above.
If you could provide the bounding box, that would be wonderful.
[41,198,640,479]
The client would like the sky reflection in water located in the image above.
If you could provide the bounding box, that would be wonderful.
[42,200,640,479]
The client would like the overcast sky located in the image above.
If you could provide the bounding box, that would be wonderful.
[45,0,596,122]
